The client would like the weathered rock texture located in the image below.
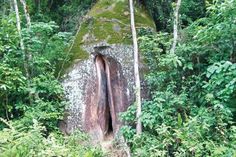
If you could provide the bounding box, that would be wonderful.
[61,0,155,141]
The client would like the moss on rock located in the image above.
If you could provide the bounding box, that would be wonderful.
[66,0,155,71]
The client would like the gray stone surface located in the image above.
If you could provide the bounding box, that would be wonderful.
[61,42,134,136]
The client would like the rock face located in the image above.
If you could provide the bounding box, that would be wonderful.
[61,0,155,141]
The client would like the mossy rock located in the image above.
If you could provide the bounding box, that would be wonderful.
[67,0,155,70]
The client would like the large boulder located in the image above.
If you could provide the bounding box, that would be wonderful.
[61,0,155,141]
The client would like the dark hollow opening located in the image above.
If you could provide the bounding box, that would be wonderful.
[107,107,113,135]
[95,54,114,138]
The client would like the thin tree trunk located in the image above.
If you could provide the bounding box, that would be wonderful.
[35,0,41,12]
[171,0,182,54]
[19,0,32,63]
[13,0,25,52]
[48,0,54,9]
[13,0,29,78]
[13,0,32,103]
[129,0,142,134]
[10,0,14,11]
[2,0,6,16]
[19,0,31,28]
[5,95,9,120]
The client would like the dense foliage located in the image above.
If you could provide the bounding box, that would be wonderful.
[0,14,69,129]
[141,0,206,31]
[121,0,236,156]
[26,0,95,32]
[0,118,103,157]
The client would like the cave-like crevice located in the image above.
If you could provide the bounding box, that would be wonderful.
[95,54,114,138]
[107,107,113,136]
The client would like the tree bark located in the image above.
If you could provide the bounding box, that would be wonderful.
[13,0,32,103]
[35,0,41,12]
[10,0,14,12]
[19,0,32,62]
[1,0,6,16]
[13,0,30,78]
[129,0,142,134]
[171,0,182,54]
[13,0,25,52]
[19,0,31,28]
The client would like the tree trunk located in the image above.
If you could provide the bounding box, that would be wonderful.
[19,0,31,28]
[13,0,30,78]
[1,0,6,15]
[13,0,32,103]
[13,0,25,52]
[129,0,142,134]
[10,0,14,12]
[35,0,41,12]
[171,0,182,54]
[19,0,32,62]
